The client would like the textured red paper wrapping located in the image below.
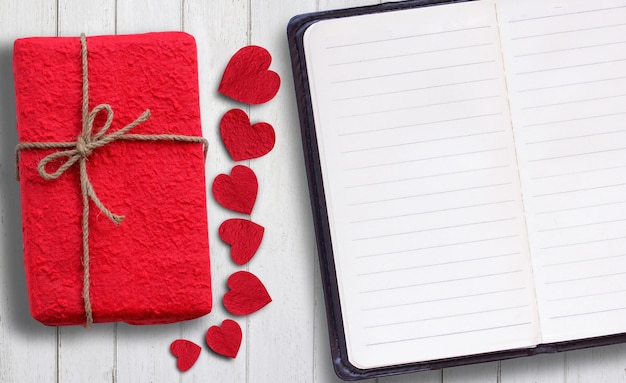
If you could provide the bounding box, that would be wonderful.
[13,32,212,326]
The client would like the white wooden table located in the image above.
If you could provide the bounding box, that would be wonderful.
[1,0,626,382]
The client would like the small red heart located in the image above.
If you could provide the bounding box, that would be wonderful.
[206,319,242,358]
[224,271,272,316]
[218,45,280,104]
[212,165,258,214]
[219,218,265,265]
[220,109,276,161]
[170,339,201,372]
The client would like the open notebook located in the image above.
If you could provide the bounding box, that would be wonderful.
[288,0,626,380]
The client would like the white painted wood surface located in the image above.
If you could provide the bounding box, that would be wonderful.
[1,0,626,382]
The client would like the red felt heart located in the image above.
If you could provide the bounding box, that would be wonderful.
[219,218,265,265]
[218,45,280,104]
[220,109,276,161]
[223,271,272,316]
[212,165,258,214]
[170,339,201,372]
[206,319,243,358]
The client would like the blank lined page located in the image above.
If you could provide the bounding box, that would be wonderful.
[497,0,626,343]
[304,0,539,369]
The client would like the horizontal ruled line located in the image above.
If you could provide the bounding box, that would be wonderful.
[331,60,495,84]
[366,322,531,346]
[360,270,523,294]
[353,217,516,241]
[339,112,502,136]
[343,131,504,154]
[519,76,626,92]
[512,22,626,41]
[536,199,626,215]
[365,305,529,329]
[532,182,626,198]
[347,165,509,188]
[358,252,520,276]
[529,147,626,163]
[548,288,626,302]
[514,40,626,57]
[362,287,525,311]
[508,5,626,23]
[348,182,511,206]
[522,111,626,128]
[532,164,626,180]
[345,148,508,171]
[516,57,626,75]
[334,77,498,101]
[359,234,519,258]
[551,306,626,320]
[538,217,626,232]
[521,93,626,110]
[349,199,515,223]
[325,25,491,49]
[525,129,626,145]
[540,235,626,250]
[329,42,492,66]
[338,95,499,118]
[546,271,626,285]
[544,253,626,268]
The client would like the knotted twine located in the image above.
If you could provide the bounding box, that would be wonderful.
[15,33,208,328]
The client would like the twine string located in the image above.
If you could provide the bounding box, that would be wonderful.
[15,33,208,328]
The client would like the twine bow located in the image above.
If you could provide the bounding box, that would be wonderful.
[15,33,208,328]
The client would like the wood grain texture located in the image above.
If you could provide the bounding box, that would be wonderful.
[1,0,626,382]
[182,0,250,382]
[113,2,188,382]
[0,1,58,382]
[58,0,116,35]
[117,0,182,33]
[565,345,626,383]
[443,362,499,383]
[247,0,317,381]
[55,2,117,382]
[501,353,565,383]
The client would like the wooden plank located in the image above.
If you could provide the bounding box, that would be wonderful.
[443,362,499,383]
[320,0,381,10]
[383,371,443,383]
[118,323,183,382]
[117,0,182,34]
[181,0,249,381]
[55,2,117,382]
[501,354,565,383]
[246,0,317,381]
[58,0,116,35]
[58,325,117,383]
[564,345,626,383]
[0,1,58,382]
[113,1,184,382]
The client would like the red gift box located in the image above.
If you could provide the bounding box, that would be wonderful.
[13,32,211,326]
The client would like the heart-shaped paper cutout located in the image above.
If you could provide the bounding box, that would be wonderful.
[170,339,201,372]
[206,319,243,358]
[220,109,276,161]
[212,165,258,214]
[219,218,265,265]
[224,271,272,316]
[218,45,280,104]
